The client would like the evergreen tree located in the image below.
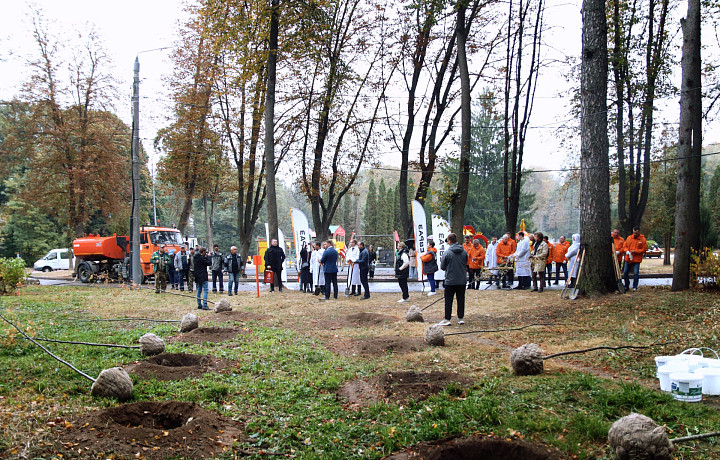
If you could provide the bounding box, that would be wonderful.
[364,178,378,245]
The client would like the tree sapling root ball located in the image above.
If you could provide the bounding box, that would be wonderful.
[405,305,424,322]
[425,324,445,346]
[91,367,133,401]
[214,298,232,313]
[608,413,673,460]
[138,333,165,356]
[510,343,544,375]
[180,313,199,333]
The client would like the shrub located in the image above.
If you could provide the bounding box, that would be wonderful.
[690,248,720,289]
[0,257,28,294]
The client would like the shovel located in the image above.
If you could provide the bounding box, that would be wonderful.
[345,262,355,296]
[568,248,586,300]
[612,244,626,294]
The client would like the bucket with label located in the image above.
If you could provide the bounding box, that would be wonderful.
[670,372,703,402]
[657,362,689,392]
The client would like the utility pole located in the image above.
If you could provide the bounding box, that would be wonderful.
[130,57,142,284]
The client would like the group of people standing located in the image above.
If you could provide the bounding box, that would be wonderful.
[299,239,376,301]
[150,243,247,310]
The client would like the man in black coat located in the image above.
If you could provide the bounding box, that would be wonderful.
[264,239,286,292]
[193,247,211,310]
[357,241,371,299]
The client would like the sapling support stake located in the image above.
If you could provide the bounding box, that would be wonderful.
[543,342,673,360]
[33,337,141,349]
[445,322,558,337]
[70,317,180,323]
[421,296,444,312]
[672,432,720,443]
[137,285,217,304]
[0,311,96,382]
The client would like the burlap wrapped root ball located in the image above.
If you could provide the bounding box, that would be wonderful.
[138,332,165,356]
[425,324,445,346]
[215,298,232,313]
[405,305,424,322]
[180,313,199,333]
[608,413,674,460]
[510,343,544,376]
[91,367,133,401]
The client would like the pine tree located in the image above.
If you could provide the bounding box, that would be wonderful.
[364,178,378,245]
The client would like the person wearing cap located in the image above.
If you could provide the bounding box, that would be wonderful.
[209,244,225,293]
[150,244,171,294]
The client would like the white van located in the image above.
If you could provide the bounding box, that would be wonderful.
[34,248,73,272]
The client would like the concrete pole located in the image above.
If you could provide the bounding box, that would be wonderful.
[130,57,142,284]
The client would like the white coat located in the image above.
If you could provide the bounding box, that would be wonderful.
[513,237,531,277]
[345,245,361,285]
[485,242,498,274]
[566,234,581,278]
[311,248,325,286]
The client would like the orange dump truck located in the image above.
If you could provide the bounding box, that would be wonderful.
[72,226,184,283]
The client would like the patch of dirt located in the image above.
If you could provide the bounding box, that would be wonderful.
[339,371,472,406]
[169,326,248,344]
[123,353,231,381]
[327,312,398,329]
[55,401,245,459]
[206,311,271,322]
[384,435,567,460]
[328,335,427,357]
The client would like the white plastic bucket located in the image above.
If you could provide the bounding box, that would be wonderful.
[674,354,705,372]
[654,356,680,369]
[658,363,689,391]
[701,358,720,368]
[670,372,703,402]
[695,368,720,395]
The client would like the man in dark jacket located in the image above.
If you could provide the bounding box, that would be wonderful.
[210,244,225,293]
[357,241,370,299]
[193,247,211,310]
[439,233,468,326]
[319,240,339,300]
[264,239,286,292]
[225,246,244,296]
[174,245,190,291]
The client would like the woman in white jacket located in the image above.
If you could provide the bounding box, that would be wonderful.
[511,232,531,290]
[565,233,581,287]
[310,241,325,295]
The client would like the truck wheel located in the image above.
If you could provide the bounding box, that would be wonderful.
[42,266,52,272]
[77,262,93,283]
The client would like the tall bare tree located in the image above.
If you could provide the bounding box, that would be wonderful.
[502,0,544,235]
[264,0,280,242]
[295,0,396,240]
[609,0,673,235]
[672,0,702,291]
[580,0,615,295]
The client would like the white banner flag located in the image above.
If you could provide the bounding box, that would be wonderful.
[431,214,451,281]
[411,200,428,281]
[290,208,311,281]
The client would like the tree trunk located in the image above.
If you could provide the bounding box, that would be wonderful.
[580,0,614,295]
[203,194,214,250]
[264,0,280,243]
[451,0,471,234]
[663,232,671,265]
[177,182,196,234]
[672,0,702,291]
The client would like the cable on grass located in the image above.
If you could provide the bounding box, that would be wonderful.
[0,311,96,382]
[32,337,140,349]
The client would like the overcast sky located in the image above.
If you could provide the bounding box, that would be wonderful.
[1,0,717,176]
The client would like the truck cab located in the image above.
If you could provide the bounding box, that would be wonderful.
[139,227,184,276]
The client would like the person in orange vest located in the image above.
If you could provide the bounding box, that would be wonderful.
[543,236,554,280]
[622,226,647,291]
[496,233,516,289]
[467,238,486,289]
[463,234,473,286]
[612,228,625,265]
[552,235,570,285]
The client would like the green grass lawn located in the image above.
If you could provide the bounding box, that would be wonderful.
[1,285,720,459]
